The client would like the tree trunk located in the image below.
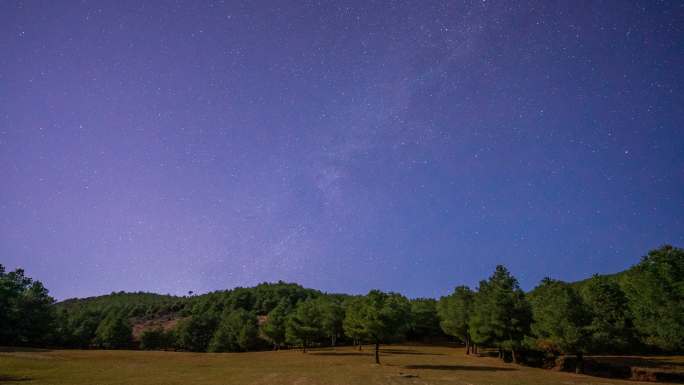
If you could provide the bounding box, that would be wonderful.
[358,341,362,351]
[302,341,307,353]
[575,352,584,374]
[465,337,470,355]
[498,347,503,360]
[511,348,518,364]
[374,342,380,365]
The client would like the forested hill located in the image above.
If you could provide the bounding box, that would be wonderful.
[55,260,631,314]
[57,292,183,311]
[2,245,682,359]
[53,281,330,327]
[49,250,652,348]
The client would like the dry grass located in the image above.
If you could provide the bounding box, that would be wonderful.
[0,345,678,385]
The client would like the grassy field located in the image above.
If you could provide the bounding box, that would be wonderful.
[1,345,681,385]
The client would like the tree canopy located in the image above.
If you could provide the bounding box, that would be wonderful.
[469,265,531,362]
[262,299,289,350]
[437,286,474,352]
[286,298,325,352]
[1,244,682,364]
[346,290,411,364]
[529,278,590,372]
[209,308,258,352]
[94,310,132,349]
[0,265,55,346]
[623,245,684,351]
[581,274,634,353]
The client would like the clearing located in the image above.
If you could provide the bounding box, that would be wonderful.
[1,345,681,385]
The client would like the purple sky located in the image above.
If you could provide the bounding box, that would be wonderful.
[1,1,683,300]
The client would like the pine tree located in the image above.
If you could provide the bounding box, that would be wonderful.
[208,309,258,352]
[343,296,368,350]
[318,297,344,347]
[286,299,324,353]
[623,245,684,351]
[437,286,474,353]
[529,278,590,373]
[469,266,531,362]
[352,290,411,364]
[94,311,132,349]
[262,299,289,350]
[581,274,635,353]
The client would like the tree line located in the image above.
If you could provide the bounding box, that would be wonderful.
[436,245,683,372]
[0,245,681,368]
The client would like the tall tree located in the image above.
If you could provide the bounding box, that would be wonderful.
[286,299,324,353]
[468,266,531,362]
[352,290,411,364]
[343,296,368,350]
[437,286,474,353]
[529,278,591,373]
[318,297,345,347]
[623,245,684,352]
[581,274,635,353]
[0,265,55,346]
[262,299,289,350]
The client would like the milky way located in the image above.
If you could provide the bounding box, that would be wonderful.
[1,1,682,300]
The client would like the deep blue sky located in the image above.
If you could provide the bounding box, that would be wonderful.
[1,1,682,300]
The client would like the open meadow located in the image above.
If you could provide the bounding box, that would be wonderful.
[2,345,682,385]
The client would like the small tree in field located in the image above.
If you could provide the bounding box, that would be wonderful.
[286,299,324,352]
[530,278,590,373]
[437,286,474,353]
[353,290,411,364]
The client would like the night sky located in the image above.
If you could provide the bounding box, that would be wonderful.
[1,1,682,301]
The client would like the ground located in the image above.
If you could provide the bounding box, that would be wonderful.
[0,345,681,385]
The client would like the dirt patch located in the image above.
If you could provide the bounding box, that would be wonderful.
[131,315,186,340]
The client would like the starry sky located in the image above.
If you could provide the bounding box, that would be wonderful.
[1,1,683,301]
